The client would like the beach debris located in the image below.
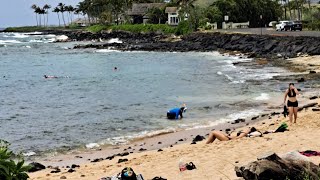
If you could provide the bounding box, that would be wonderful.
[60,176,67,179]
[118,158,128,163]
[312,108,320,111]
[28,162,46,172]
[235,152,320,180]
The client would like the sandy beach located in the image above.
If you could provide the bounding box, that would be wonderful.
[28,97,320,180]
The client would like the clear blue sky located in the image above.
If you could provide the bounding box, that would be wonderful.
[0,0,81,28]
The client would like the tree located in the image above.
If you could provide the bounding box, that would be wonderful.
[43,4,51,27]
[31,4,39,26]
[53,7,61,26]
[66,5,76,24]
[58,3,67,26]
[147,7,167,24]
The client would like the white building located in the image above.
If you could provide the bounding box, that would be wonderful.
[165,7,179,26]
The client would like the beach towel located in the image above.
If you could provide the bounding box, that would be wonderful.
[275,123,288,133]
[300,150,320,157]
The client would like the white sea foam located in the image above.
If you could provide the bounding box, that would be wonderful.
[96,48,121,53]
[12,33,29,38]
[217,71,223,75]
[254,93,270,101]
[228,109,263,120]
[107,38,123,44]
[25,45,31,48]
[29,39,43,43]
[24,31,42,35]
[0,40,22,44]
[23,151,36,156]
[85,143,100,149]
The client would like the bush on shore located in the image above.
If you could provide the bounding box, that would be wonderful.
[86,24,176,34]
[0,140,30,180]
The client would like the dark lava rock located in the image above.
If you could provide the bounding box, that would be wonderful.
[297,77,305,82]
[80,175,85,177]
[158,142,162,144]
[50,169,61,173]
[28,162,46,172]
[91,158,103,163]
[71,164,80,168]
[312,108,320,111]
[191,142,197,145]
[297,88,301,91]
[310,70,316,74]
[75,155,83,159]
[178,139,184,141]
[302,102,318,109]
[60,176,67,179]
[309,96,318,100]
[139,148,147,151]
[157,149,163,152]
[251,116,259,120]
[128,146,132,149]
[192,135,205,142]
[118,152,130,157]
[235,152,320,180]
[106,156,114,160]
[118,158,128,163]
[170,145,173,147]
[225,128,231,132]
[67,168,76,173]
[270,112,281,116]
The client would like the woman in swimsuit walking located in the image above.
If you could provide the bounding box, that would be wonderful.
[284,83,300,123]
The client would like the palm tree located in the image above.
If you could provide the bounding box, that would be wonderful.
[58,3,67,26]
[43,4,51,27]
[53,7,61,26]
[40,8,46,27]
[35,6,42,26]
[66,5,76,24]
[31,4,39,26]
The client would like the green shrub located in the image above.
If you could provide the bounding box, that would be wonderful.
[86,24,109,33]
[0,140,30,180]
[175,20,193,35]
[109,24,176,34]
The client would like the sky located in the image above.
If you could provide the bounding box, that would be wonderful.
[0,0,81,28]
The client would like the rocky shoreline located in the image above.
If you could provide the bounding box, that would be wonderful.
[44,30,320,59]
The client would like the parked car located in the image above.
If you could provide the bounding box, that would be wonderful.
[284,21,303,31]
[276,21,289,31]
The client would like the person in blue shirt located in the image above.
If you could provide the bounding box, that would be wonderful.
[167,105,187,120]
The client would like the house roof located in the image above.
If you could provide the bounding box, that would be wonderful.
[165,7,178,13]
[128,3,166,16]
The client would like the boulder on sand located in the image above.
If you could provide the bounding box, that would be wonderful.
[235,152,320,180]
[28,162,46,172]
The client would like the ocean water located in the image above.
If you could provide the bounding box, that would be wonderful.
[0,32,291,156]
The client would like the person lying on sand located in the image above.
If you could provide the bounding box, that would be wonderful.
[206,128,256,144]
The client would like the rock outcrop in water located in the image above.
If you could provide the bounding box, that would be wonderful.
[58,31,320,59]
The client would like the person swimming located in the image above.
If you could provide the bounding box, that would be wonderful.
[167,105,187,120]
[43,75,58,79]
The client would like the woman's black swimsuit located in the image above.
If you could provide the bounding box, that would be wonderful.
[287,89,298,107]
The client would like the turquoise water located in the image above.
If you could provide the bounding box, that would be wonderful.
[0,32,290,156]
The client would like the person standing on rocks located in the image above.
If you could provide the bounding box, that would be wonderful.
[283,83,300,124]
